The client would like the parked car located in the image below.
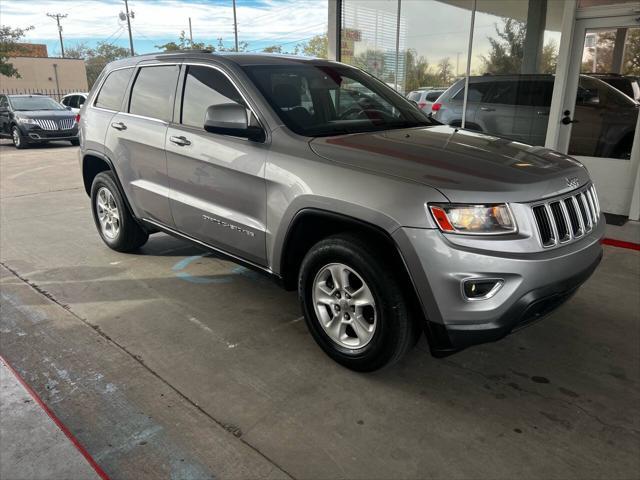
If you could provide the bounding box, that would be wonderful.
[61,92,89,114]
[0,94,79,149]
[432,74,638,159]
[407,88,446,111]
[589,73,640,102]
[79,53,604,371]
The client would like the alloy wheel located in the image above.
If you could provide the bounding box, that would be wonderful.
[96,187,121,239]
[312,262,377,349]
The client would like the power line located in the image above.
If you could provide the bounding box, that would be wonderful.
[46,13,68,57]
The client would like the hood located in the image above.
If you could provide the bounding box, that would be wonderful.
[16,109,75,119]
[309,125,590,203]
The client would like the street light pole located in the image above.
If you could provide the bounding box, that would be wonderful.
[232,0,239,51]
[46,13,68,58]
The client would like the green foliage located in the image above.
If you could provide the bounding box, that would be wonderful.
[624,28,640,76]
[301,33,328,59]
[404,49,448,92]
[65,41,130,88]
[156,31,216,52]
[0,25,34,78]
[482,18,557,74]
[263,45,283,53]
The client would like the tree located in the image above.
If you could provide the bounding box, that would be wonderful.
[66,41,130,88]
[624,28,640,76]
[263,45,283,53]
[0,25,34,78]
[482,18,559,74]
[437,57,454,85]
[156,31,216,52]
[215,37,248,52]
[404,49,441,92]
[301,33,328,59]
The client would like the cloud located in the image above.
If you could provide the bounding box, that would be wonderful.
[1,0,327,45]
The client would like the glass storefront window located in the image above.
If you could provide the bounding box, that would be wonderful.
[341,0,563,147]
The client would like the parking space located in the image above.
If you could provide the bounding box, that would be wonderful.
[1,142,639,479]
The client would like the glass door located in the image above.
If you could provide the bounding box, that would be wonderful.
[555,14,640,216]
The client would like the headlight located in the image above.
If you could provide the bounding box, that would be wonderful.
[429,203,516,235]
[15,116,37,125]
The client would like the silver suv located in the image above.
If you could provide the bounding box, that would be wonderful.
[78,52,604,371]
[433,74,639,159]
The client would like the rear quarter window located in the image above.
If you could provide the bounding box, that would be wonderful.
[95,68,134,111]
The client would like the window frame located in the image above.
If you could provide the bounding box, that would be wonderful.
[175,62,267,139]
[92,66,135,113]
[127,63,181,123]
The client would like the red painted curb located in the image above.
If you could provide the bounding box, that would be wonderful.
[0,354,110,480]
[602,238,640,251]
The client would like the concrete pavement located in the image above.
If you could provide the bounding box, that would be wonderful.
[1,140,639,479]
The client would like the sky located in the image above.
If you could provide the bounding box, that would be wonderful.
[0,0,329,56]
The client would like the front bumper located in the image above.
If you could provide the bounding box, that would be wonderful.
[394,216,605,354]
[18,124,78,142]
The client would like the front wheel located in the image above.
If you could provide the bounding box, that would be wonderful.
[12,126,27,149]
[90,171,149,252]
[298,234,418,372]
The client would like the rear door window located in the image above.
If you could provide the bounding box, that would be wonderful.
[95,68,133,111]
[484,81,517,105]
[515,81,554,107]
[452,83,491,102]
[129,65,180,121]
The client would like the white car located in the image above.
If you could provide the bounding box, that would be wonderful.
[407,89,446,111]
[60,92,88,114]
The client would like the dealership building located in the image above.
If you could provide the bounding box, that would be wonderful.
[326,0,640,221]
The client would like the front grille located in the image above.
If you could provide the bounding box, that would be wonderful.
[532,184,600,248]
[33,118,75,130]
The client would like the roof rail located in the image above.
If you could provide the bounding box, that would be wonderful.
[155,49,213,55]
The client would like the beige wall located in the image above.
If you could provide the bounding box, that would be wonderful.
[0,57,88,94]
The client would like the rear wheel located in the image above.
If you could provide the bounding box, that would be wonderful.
[90,171,148,252]
[299,234,418,371]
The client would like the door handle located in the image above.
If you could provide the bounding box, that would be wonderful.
[480,106,495,112]
[536,111,549,116]
[111,122,127,131]
[169,135,191,146]
[561,110,578,125]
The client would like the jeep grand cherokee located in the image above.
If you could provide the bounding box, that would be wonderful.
[78,52,604,371]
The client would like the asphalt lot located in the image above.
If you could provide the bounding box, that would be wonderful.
[1,139,639,479]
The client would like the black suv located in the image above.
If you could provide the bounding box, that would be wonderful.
[0,94,79,149]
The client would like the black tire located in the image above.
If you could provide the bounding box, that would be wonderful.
[298,234,418,372]
[90,171,148,252]
[12,126,27,149]
[70,138,80,146]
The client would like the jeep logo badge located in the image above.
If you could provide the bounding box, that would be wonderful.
[565,176,579,189]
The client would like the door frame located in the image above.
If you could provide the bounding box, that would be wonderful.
[545,1,640,218]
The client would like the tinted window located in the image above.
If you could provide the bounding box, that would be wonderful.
[425,91,442,102]
[64,95,79,108]
[129,65,179,121]
[95,68,133,111]
[453,82,491,102]
[181,65,245,128]
[515,81,554,107]
[78,95,86,107]
[485,81,517,105]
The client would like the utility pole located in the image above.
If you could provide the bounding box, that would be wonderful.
[46,13,68,58]
[232,0,238,51]
[120,0,135,56]
[189,17,193,47]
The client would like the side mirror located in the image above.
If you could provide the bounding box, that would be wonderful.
[204,103,264,142]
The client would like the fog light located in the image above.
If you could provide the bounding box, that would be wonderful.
[462,278,503,300]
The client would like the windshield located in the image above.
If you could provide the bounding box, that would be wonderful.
[9,96,65,111]
[242,64,436,137]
